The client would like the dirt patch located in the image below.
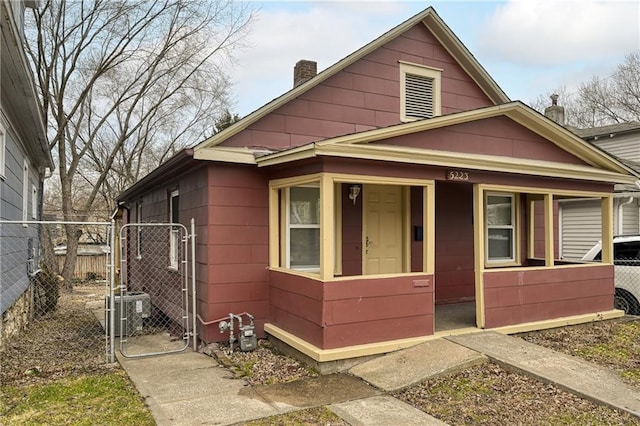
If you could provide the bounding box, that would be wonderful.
[1,284,112,386]
[519,317,640,386]
[203,339,320,386]
[394,362,639,425]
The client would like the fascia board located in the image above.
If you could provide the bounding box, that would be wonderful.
[316,143,636,185]
[421,13,509,105]
[193,147,257,164]
[504,107,634,175]
[256,144,317,167]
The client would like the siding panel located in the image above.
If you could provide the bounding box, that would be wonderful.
[560,200,602,260]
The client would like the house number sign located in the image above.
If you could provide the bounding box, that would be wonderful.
[446,169,469,181]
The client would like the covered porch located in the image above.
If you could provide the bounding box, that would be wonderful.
[264,166,618,360]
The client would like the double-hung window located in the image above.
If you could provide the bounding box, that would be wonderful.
[286,186,320,271]
[169,190,179,270]
[486,193,516,264]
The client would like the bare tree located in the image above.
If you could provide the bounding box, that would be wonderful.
[530,52,640,128]
[26,0,253,289]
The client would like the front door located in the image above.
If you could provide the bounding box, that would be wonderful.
[364,185,404,274]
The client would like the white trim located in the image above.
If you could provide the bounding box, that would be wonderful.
[30,183,37,219]
[22,158,29,223]
[485,192,516,264]
[169,190,180,270]
[0,121,5,179]
[136,201,143,259]
[285,185,321,271]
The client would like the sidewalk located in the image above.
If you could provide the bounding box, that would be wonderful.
[117,350,445,425]
[118,331,640,425]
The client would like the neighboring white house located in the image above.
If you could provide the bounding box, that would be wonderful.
[0,0,54,346]
[560,122,640,259]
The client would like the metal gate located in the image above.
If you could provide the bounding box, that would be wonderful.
[115,221,196,358]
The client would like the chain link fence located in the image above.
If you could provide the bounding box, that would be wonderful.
[117,222,194,357]
[614,259,640,315]
[0,221,113,384]
[1,219,197,383]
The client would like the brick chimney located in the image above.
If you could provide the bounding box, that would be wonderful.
[293,60,317,88]
[544,94,565,126]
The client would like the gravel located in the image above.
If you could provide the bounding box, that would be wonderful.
[203,339,319,386]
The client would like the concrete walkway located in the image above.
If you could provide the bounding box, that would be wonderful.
[447,331,640,417]
[117,331,640,425]
[118,350,442,425]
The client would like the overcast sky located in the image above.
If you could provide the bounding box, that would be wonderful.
[229,0,640,117]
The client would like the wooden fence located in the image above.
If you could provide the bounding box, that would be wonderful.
[56,254,107,281]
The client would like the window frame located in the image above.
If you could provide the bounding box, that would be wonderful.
[31,183,37,219]
[285,184,321,272]
[136,201,143,260]
[485,191,518,266]
[169,189,179,270]
[399,61,442,122]
[22,158,29,223]
[0,121,5,179]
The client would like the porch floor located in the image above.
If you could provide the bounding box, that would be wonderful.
[434,302,476,332]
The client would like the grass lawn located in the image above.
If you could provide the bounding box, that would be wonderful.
[1,370,154,426]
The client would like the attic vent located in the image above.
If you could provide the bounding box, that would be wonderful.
[405,73,434,119]
[400,61,442,122]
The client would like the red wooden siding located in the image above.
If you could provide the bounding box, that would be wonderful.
[221,24,493,150]
[126,166,209,332]
[341,183,363,276]
[483,265,614,328]
[269,270,325,347]
[269,270,434,349]
[532,200,560,259]
[323,275,434,349]
[410,186,423,272]
[199,164,270,342]
[435,182,475,303]
[380,116,587,165]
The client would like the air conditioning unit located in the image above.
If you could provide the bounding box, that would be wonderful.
[106,291,151,337]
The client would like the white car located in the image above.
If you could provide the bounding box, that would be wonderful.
[582,235,640,314]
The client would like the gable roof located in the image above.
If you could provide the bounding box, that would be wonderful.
[573,122,640,140]
[193,7,509,157]
[255,102,638,185]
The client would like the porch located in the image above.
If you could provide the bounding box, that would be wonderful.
[265,170,618,356]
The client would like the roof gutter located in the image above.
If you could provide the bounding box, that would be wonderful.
[117,148,195,202]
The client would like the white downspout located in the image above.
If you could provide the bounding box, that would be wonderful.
[618,196,634,235]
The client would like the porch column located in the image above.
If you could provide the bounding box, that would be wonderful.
[473,184,485,328]
[601,195,614,264]
[320,174,335,280]
[423,184,435,274]
[544,193,554,267]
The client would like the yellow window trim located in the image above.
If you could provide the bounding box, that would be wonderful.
[268,172,436,278]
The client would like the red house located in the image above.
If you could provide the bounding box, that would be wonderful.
[117,7,637,368]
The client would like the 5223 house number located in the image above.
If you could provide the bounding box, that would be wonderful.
[446,170,469,181]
